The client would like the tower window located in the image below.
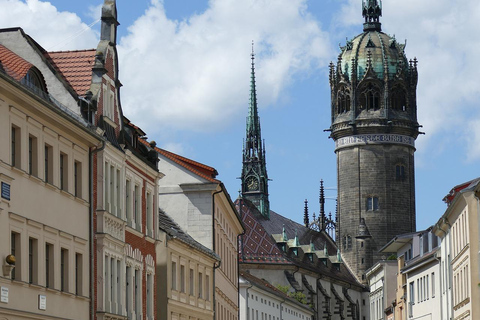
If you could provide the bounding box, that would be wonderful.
[391,87,407,111]
[366,197,379,211]
[337,86,351,113]
[396,165,406,181]
[359,83,380,111]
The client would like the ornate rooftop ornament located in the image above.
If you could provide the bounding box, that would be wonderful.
[362,0,382,31]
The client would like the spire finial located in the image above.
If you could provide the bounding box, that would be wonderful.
[362,0,382,31]
[304,199,309,227]
[319,180,326,230]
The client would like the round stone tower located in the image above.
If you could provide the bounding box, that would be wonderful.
[328,0,420,282]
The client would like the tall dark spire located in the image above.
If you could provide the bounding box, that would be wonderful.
[362,0,382,31]
[304,199,309,227]
[241,41,270,218]
[319,180,326,230]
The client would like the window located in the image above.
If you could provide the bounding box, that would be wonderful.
[147,191,153,236]
[126,266,132,315]
[366,197,379,211]
[180,265,185,293]
[126,180,132,224]
[11,232,20,280]
[147,273,153,319]
[75,253,83,295]
[171,261,177,290]
[116,169,121,217]
[45,243,54,288]
[60,153,68,191]
[11,125,21,168]
[134,269,141,317]
[74,161,82,197]
[359,83,380,111]
[396,164,406,181]
[391,86,407,111]
[134,185,140,230]
[29,237,38,284]
[198,272,203,299]
[29,135,38,176]
[44,144,53,183]
[110,165,115,213]
[189,268,194,295]
[61,248,68,292]
[206,274,210,301]
[337,86,351,113]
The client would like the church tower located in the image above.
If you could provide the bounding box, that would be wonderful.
[328,0,420,282]
[241,45,270,218]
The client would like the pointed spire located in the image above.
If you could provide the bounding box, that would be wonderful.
[241,41,270,218]
[246,41,261,143]
[304,199,309,227]
[319,180,325,230]
[362,0,382,31]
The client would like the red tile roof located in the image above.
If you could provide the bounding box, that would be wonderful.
[46,49,95,96]
[0,44,33,81]
[138,138,219,183]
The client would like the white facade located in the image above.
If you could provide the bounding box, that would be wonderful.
[366,261,397,320]
[239,274,313,320]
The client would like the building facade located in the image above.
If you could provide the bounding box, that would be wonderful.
[0,28,101,319]
[156,209,219,320]
[365,260,397,320]
[239,272,314,320]
[434,178,480,320]
[155,146,244,320]
[328,0,420,281]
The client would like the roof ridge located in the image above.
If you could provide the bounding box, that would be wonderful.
[48,49,96,54]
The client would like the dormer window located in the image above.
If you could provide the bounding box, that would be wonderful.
[23,68,47,94]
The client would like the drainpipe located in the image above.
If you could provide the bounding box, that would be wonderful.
[212,188,222,320]
[90,140,105,320]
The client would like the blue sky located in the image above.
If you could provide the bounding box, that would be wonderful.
[2,0,480,232]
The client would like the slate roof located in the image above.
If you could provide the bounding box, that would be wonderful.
[46,49,95,96]
[158,209,220,261]
[0,44,33,80]
[237,198,364,289]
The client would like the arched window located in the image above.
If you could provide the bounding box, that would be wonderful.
[24,68,47,93]
[391,86,407,111]
[359,83,380,111]
[337,86,351,113]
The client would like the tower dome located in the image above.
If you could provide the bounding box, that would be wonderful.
[329,0,419,140]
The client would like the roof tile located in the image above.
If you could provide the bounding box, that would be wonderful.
[45,49,95,96]
[0,44,33,80]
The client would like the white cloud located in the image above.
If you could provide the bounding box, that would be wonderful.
[117,0,332,136]
[336,0,480,161]
[0,0,98,50]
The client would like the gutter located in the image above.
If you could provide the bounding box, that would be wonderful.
[90,139,106,320]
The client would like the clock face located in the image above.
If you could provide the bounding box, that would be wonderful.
[246,176,259,191]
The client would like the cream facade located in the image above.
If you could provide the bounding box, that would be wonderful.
[434,178,480,320]
[0,30,101,320]
[156,210,219,320]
